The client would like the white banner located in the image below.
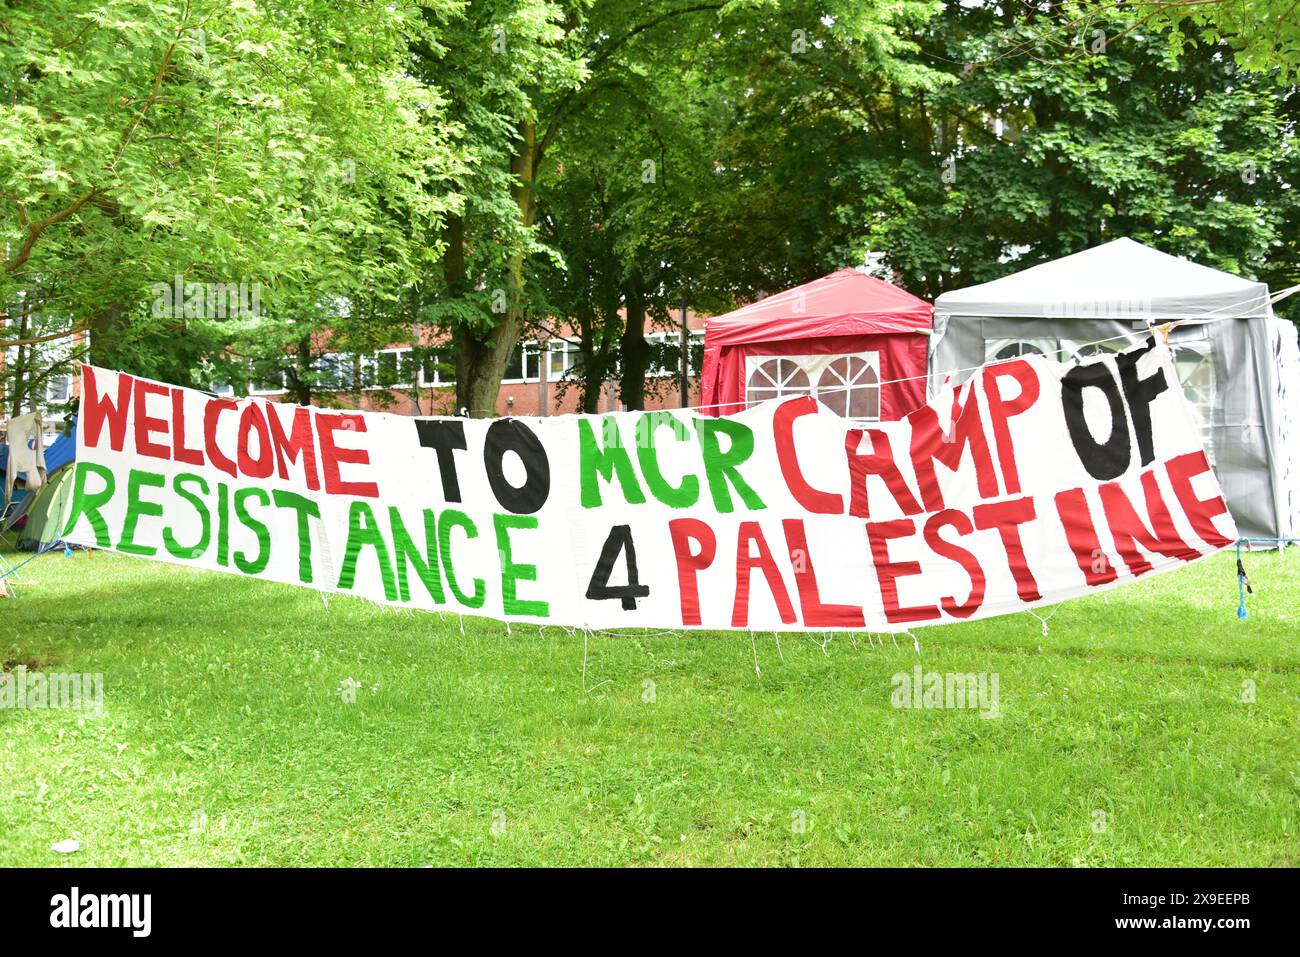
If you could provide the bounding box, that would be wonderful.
[64,340,1236,631]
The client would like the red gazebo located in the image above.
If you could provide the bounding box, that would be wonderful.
[699,269,933,419]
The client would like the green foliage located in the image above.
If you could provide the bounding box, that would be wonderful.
[1136,0,1300,80]
[1,0,464,393]
[3,0,1298,412]
[670,2,1298,318]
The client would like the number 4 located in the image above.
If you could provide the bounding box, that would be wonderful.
[586,525,650,611]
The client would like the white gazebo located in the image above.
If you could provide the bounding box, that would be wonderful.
[930,238,1300,541]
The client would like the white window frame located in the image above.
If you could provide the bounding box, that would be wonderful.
[416,349,456,388]
[744,351,882,421]
[364,347,414,391]
[548,339,580,378]
[501,342,542,384]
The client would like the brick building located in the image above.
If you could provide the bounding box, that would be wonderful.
[246,311,709,417]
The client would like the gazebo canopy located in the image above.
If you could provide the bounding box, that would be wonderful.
[700,269,933,420]
[934,237,1271,321]
[706,268,932,344]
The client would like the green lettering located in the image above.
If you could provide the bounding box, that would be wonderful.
[635,411,700,507]
[493,513,548,617]
[164,472,211,560]
[336,500,398,600]
[578,416,646,508]
[62,461,115,547]
[272,489,319,583]
[233,487,272,575]
[119,469,165,556]
[694,418,765,512]
[437,509,485,609]
[390,507,444,604]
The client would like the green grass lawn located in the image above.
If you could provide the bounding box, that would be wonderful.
[0,545,1296,866]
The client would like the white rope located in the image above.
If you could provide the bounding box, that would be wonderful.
[1027,605,1061,636]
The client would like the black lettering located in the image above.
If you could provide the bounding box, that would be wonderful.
[483,419,550,514]
[1062,362,1130,481]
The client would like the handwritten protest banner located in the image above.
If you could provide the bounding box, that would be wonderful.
[63,339,1236,631]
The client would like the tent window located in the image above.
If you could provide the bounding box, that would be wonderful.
[1173,342,1216,464]
[746,357,810,405]
[744,352,880,421]
[985,338,1059,363]
[817,356,880,419]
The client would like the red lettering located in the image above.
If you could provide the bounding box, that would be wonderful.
[846,428,921,518]
[81,366,132,451]
[669,518,716,626]
[733,522,796,627]
[1165,451,1233,548]
[267,404,321,491]
[774,397,842,514]
[237,403,275,479]
[172,389,204,466]
[910,386,999,511]
[973,497,1042,602]
[982,360,1039,495]
[1099,470,1197,576]
[1054,488,1117,586]
[781,519,863,627]
[317,412,378,497]
[132,379,171,460]
[204,398,238,478]
[866,518,940,624]
[922,510,986,619]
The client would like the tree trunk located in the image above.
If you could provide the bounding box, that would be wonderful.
[8,309,28,417]
[453,120,538,418]
[618,274,651,411]
[87,301,127,369]
[290,334,313,406]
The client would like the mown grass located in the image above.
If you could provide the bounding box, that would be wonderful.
[0,545,1296,866]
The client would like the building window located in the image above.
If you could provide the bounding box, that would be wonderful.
[548,340,580,378]
[316,353,355,391]
[744,351,881,421]
[45,373,72,404]
[419,350,456,387]
[372,349,404,387]
[250,370,285,395]
[503,342,541,383]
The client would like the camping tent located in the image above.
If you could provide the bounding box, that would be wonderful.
[930,237,1300,540]
[1,420,78,550]
[699,269,933,419]
[15,463,75,551]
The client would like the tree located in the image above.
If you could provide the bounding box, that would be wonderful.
[528,0,946,411]
[0,0,465,403]
[671,1,1295,313]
